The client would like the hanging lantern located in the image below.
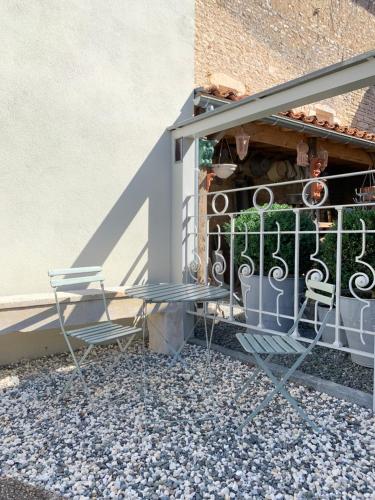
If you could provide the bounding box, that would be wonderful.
[310,157,325,202]
[212,138,237,179]
[354,167,375,203]
[317,147,328,171]
[296,140,309,167]
[235,127,250,160]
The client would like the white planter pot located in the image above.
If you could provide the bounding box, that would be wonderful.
[317,305,347,346]
[340,295,375,368]
[241,275,304,333]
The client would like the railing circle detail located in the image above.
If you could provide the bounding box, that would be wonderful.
[302,180,328,207]
[252,186,274,210]
[212,192,229,215]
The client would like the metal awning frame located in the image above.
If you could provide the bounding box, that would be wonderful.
[169,51,375,140]
[169,50,375,287]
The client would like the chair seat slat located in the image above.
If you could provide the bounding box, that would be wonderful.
[248,335,267,353]
[67,322,140,344]
[78,328,140,345]
[236,333,253,353]
[75,325,137,341]
[236,332,306,355]
[261,335,282,353]
[254,334,277,353]
[271,335,298,353]
[69,323,126,340]
[67,321,118,336]
[282,336,306,353]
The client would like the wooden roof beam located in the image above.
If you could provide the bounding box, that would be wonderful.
[226,123,372,165]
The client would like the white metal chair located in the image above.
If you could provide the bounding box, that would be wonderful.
[49,266,141,400]
[235,279,335,432]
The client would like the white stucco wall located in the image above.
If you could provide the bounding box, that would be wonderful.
[0,0,194,296]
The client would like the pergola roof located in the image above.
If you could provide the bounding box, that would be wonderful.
[169,51,375,139]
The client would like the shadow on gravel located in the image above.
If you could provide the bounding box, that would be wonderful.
[0,477,61,500]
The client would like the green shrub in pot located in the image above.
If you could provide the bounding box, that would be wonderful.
[225,204,315,332]
[320,208,375,296]
[227,203,315,275]
[320,208,375,367]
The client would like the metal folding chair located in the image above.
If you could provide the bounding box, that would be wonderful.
[235,279,335,432]
[49,266,141,401]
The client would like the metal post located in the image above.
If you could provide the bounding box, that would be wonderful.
[334,208,343,347]
[229,215,235,320]
[293,209,301,338]
[258,209,265,328]
[205,219,209,285]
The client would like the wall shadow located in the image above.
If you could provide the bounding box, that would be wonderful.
[352,0,375,15]
[1,95,193,335]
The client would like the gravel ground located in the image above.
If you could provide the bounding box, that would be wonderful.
[1,343,375,499]
[195,317,374,394]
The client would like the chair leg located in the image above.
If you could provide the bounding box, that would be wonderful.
[60,343,93,401]
[237,352,319,432]
[140,299,148,403]
[234,353,273,401]
[201,303,219,399]
[95,335,134,375]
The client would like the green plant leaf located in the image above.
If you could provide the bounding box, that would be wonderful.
[320,208,375,293]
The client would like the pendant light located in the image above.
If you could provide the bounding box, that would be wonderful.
[235,127,250,160]
[296,140,309,167]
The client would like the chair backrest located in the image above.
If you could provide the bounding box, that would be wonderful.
[48,266,104,288]
[48,266,110,331]
[305,279,335,307]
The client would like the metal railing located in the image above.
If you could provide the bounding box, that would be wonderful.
[184,169,375,406]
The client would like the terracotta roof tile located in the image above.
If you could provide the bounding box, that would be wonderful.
[204,85,249,102]
[199,87,375,143]
[279,111,375,142]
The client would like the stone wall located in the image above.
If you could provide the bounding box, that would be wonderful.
[195,0,375,130]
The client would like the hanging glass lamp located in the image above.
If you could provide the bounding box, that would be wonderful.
[296,140,309,167]
[235,127,250,160]
[317,148,328,171]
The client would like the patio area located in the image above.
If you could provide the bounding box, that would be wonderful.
[1,5,375,498]
[1,342,374,499]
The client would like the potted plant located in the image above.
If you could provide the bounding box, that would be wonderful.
[228,204,315,332]
[321,208,375,367]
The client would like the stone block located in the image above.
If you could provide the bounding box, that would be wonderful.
[147,303,184,355]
